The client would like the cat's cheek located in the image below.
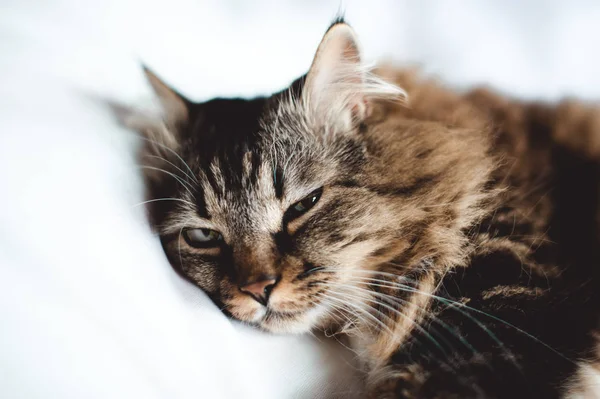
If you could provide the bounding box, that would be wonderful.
[330,239,386,276]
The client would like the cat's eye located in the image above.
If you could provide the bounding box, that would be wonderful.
[183,228,223,248]
[286,188,323,220]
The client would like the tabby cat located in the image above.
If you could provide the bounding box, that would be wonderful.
[121,19,600,398]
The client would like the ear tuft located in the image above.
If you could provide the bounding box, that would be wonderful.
[327,14,347,31]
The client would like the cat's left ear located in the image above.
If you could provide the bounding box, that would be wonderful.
[303,21,404,131]
[303,22,367,129]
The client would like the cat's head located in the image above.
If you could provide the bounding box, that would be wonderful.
[129,21,493,334]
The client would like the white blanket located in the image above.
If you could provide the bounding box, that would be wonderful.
[1,1,598,398]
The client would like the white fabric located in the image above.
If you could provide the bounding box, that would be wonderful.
[1,1,598,398]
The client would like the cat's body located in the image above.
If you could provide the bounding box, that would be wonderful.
[359,67,600,398]
[120,21,600,398]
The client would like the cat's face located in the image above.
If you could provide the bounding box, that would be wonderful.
[133,23,403,333]
[155,97,391,333]
[131,22,492,334]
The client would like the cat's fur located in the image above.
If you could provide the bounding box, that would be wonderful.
[120,20,600,398]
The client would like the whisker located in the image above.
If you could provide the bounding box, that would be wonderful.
[140,165,196,197]
[146,154,199,184]
[325,287,438,356]
[312,269,533,360]
[313,267,420,285]
[315,295,369,341]
[323,291,395,336]
[177,224,186,271]
[337,274,508,349]
[324,288,459,372]
[133,197,196,207]
[324,280,478,358]
[138,136,198,182]
[323,282,449,358]
[322,295,375,338]
[308,295,365,367]
[334,272,572,364]
[312,294,358,335]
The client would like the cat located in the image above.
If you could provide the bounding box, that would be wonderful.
[116,18,600,398]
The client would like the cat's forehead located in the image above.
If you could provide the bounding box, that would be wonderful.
[197,161,274,234]
[185,95,305,165]
[195,143,317,208]
[187,97,266,155]
[185,94,325,191]
[169,97,296,232]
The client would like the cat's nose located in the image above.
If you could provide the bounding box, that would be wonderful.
[240,277,277,306]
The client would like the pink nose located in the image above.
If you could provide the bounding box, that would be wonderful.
[240,278,277,306]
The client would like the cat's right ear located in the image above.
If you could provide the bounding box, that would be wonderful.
[142,65,191,132]
[106,66,191,155]
[102,67,193,195]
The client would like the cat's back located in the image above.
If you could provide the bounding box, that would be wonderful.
[376,64,600,398]
[381,65,600,161]
[378,64,600,249]
[370,64,600,281]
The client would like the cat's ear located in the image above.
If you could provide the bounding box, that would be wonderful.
[108,66,191,155]
[102,67,193,186]
[142,65,190,131]
[303,22,366,128]
[302,21,405,131]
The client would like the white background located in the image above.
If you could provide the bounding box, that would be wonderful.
[1,1,599,398]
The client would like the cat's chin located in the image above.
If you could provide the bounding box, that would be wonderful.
[253,306,327,334]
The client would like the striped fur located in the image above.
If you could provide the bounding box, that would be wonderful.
[120,21,600,398]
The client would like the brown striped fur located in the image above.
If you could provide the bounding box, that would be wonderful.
[116,20,600,398]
